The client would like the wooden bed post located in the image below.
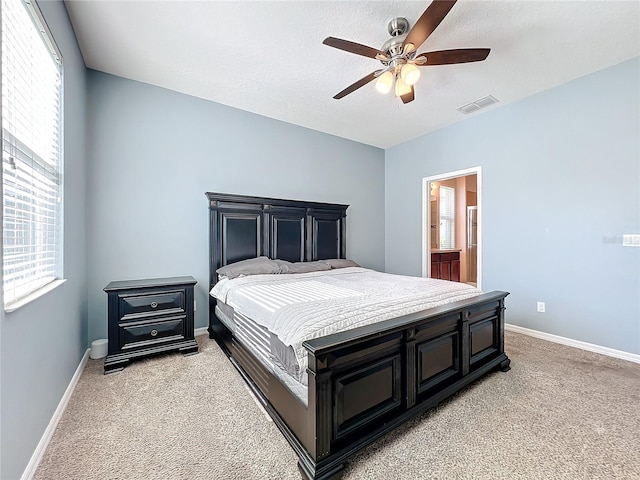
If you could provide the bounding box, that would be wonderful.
[404,328,417,409]
[307,357,332,460]
[302,352,345,480]
[498,297,511,372]
[461,311,471,376]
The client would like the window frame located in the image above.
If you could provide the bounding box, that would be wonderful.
[439,185,455,250]
[1,0,65,312]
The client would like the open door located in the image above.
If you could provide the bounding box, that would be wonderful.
[422,167,482,290]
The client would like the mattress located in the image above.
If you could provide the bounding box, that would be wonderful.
[211,267,481,387]
[215,303,309,405]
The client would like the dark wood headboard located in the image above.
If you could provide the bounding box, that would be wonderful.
[206,192,349,289]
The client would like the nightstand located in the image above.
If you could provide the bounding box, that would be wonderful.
[103,276,199,374]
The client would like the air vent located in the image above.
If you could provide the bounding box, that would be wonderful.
[457,95,499,114]
[458,103,481,114]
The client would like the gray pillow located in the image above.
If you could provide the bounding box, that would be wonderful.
[276,260,332,274]
[272,259,293,270]
[216,256,280,279]
[321,259,360,269]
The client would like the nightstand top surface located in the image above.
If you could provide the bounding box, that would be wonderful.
[104,276,197,292]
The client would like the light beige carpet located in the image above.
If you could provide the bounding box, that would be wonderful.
[34,331,639,480]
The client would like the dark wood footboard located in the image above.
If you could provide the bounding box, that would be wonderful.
[209,291,509,480]
[297,291,510,479]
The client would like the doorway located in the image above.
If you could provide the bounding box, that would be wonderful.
[422,167,482,290]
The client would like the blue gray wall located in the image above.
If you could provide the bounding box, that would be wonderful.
[385,57,639,355]
[0,1,87,478]
[85,71,385,342]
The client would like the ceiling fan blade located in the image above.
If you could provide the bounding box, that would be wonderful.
[323,37,384,59]
[333,71,378,99]
[414,48,490,65]
[400,86,415,104]
[403,0,457,51]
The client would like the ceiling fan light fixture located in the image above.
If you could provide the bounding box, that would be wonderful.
[375,71,394,94]
[323,1,489,104]
[395,75,411,97]
[400,63,421,86]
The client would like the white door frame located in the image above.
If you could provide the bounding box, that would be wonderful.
[422,166,483,290]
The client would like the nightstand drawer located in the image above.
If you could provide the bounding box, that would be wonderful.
[119,290,185,319]
[120,316,185,349]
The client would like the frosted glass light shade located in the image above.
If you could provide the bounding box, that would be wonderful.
[375,71,393,94]
[395,76,412,97]
[401,63,421,86]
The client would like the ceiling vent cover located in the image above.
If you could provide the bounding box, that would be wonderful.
[457,95,499,114]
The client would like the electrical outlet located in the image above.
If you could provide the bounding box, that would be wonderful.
[537,302,545,313]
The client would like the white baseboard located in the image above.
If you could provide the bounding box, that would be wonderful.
[21,348,91,480]
[194,326,208,337]
[505,323,640,364]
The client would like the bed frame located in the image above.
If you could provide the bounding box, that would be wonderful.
[206,192,510,480]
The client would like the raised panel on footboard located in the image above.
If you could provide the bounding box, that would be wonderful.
[413,312,462,397]
[334,354,402,440]
[467,301,502,368]
[417,331,461,395]
[470,318,498,365]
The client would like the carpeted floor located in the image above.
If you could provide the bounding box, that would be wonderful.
[34,331,640,480]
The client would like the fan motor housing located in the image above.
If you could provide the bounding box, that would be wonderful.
[382,17,410,57]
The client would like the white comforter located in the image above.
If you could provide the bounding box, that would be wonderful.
[210,267,481,377]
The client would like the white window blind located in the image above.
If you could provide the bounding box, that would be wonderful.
[2,0,63,308]
[439,186,455,249]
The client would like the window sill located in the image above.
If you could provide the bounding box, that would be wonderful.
[4,279,67,313]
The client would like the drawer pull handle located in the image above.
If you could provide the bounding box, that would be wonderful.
[150,329,159,337]
[150,302,158,309]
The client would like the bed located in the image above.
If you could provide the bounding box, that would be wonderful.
[206,192,510,480]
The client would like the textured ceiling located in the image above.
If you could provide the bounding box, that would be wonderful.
[64,1,640,149]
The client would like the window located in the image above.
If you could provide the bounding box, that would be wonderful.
[1,0,63,309]
[439,186,455,249]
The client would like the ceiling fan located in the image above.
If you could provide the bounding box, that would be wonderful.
[323,0,490,104]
